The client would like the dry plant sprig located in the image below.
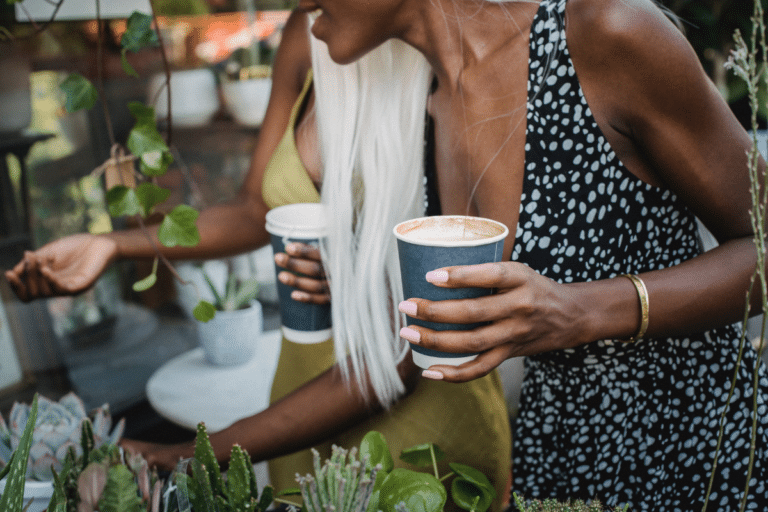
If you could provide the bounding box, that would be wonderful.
[708,0,768,510]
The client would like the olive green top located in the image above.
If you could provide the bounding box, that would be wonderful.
[262,70,512,512]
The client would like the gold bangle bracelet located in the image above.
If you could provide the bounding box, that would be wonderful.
[621,273,649,343]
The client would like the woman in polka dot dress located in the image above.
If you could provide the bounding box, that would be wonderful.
[385,0,768,509]
[6,0,766,508]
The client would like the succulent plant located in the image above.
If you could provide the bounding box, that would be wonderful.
[0,392,124,481]
[295,445,382,512]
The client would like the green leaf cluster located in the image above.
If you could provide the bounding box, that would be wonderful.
[362,432,496,512]
[174,423,273,512]
[511,493,630,512]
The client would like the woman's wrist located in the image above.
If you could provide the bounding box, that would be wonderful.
[568,276,645,344]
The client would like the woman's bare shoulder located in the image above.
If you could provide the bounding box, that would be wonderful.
[272,10,313,95]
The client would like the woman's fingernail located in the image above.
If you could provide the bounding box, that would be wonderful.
[291,290,310,301]
[274,253,288,265]
[398,300,417,316]
[278,271,291,284]
[285,243,299,254]
[400,327,421,344]
[422,370,444,380]
[425,270,449,283]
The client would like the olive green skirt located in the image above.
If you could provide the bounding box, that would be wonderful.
[268,337,511,512]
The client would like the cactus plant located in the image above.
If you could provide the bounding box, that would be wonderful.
[0,394,39,512]
[295,445,382,512]
[0,392,124,481]
[173,422,274,512]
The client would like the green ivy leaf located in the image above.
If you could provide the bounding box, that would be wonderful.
[377,468,446,512]
[193,300,217,322]
[158,204,201,247]
[399,443,446,468]
[120,49,139,78]
[127,102,168,159]
[106,185,142,217]
[121,11,158,53]
[60,73,98,112]
[134,182,171,217]
[360,431,395,473]
[132,258,158,292]
[448,463,496,512]
[140,149,173,177]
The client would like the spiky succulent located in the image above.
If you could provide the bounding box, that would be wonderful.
[0,392,124,481]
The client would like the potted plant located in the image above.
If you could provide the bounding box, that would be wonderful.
[0,392,126,512]
[176,258,263,365]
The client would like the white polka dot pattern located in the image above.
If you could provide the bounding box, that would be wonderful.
[511,0,768,509]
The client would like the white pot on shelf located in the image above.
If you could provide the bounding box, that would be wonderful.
[147,68,220,128]
[197,300,264,366]
[221,76,272,128]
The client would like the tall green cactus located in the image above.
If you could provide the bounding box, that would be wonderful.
[0,394,39,512]
[175,422,273,512]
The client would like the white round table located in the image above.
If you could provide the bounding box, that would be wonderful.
[146,329,281,433]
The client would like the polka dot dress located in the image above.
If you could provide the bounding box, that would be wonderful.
[511,0,768,509]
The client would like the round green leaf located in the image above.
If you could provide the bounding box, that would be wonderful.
[360,431,394,473]
[448,463,495,512]
[158,205,201,247]
[106,185,142,217]
[399,443,446,467]
[140,150,173,177]
[378,469,446,512]
[60,73,98,112]
[132,271,157,292]
[135,182,171,217]
[193,300,216,322]
[121,11,158,52]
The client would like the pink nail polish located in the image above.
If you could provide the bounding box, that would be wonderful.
[398,300,417,316]
[422,370,444,380]
[425,270,449,283]
[399,327,421,344]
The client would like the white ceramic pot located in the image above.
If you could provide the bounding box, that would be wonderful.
[221,77,272,127]
[197,300,263,366]
[0,478,54,512]
[147,68,220,128]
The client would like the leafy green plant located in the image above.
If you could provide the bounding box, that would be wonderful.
[361,431,495,512]
[172,423,273,512]
[0,394,39,512]
[190,260,261,322]
[511,494,630,512]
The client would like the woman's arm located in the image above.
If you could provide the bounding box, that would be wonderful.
[398,0,766,382]
[121,352,422,470]
[4,10,313,301]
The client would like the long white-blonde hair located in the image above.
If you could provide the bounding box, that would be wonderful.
[309,1,524,407]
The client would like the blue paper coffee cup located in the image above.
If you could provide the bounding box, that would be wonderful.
[394,215,509,369]
[265,203,332,343]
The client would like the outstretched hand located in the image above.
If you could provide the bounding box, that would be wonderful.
[398,261,590,383]
[4,234,118,302]
[120,438,190,472]
[274,242,330,304]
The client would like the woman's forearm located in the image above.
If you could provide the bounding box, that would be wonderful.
[203,355,421,465]
[577,236,759,344]
[108,195,272,262]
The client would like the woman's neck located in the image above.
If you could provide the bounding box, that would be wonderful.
[400,0,539,90]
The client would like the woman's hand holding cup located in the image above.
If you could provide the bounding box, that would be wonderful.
[398,260,591,383]
[274,241,330,304]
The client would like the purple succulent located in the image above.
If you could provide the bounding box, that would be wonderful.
[0,392,124,481]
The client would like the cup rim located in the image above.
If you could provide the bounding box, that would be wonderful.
[393,215,509,247]
[265,203,327,237]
